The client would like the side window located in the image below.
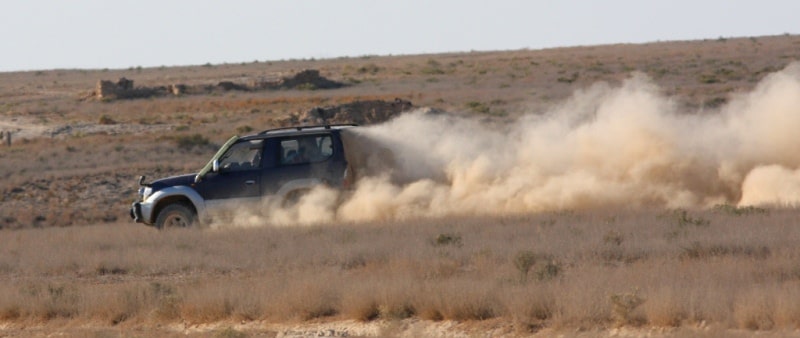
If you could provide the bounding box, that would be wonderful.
[280,135,333,165]
[219,140,263,171]
[319,135,333,157]
[280,139,299,165]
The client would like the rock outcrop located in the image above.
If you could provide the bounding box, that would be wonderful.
[284,98,415,126]
[92,69,344,101]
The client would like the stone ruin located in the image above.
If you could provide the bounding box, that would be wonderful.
[95,77,173,100]
[283,98,416,126]
[1,131,10,146]
[96,77,132,99]
[91,69,345,101]
[253,69,344,90]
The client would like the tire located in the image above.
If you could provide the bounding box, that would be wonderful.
[155,203,196,229]
[282,189,310,208]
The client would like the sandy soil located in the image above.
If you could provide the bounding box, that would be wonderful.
[2,319,798,337]
[0,116,174,141]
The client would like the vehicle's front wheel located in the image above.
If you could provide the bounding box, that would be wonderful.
[155,203,196,229]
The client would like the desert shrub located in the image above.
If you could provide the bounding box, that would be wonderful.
[138,117,160,125]
[535,260,561,282]
[698,74,719,84]
[642,288,686,327]
[733,289,775,330]
[378,302,415,320]
[84,284,155,325]
[703,96,728,108]
[713,204,768,216]
[603,230,624,246]
[276,280,340,320]
[557,72,579,83]
[236,125,253,134]
[504,287,555,333]
[98,114,116,125]
[0,305,20,321]
[663,209,709,228]
[465,101,490,114]
[357,64,381,75]
[513,252,560,283]
[432,233,462,247]
[514,250,537,283]
[341,292,379,321]
[370,280,419,320]
[773,285,800,328]
[441,287,498,320]
[149,282,182,321]
[173,134,210,149]
[24,283,80,320]
[679,242,770,260]
[421,59,445,75]
[610,291,645,327]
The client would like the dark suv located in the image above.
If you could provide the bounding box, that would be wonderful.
[130,124,356,228]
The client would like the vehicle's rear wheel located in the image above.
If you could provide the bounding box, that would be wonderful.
[155,203,196,229]
[282,189,310,208]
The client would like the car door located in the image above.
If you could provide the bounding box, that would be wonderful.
[260,133,343,197]
[194,139,264,201]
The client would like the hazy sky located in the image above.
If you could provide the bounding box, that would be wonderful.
[2,0,798,72]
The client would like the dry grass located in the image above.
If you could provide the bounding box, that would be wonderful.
[3,35,800,335]
[0,209,798,333]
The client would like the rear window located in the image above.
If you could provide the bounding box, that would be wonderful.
[280,135,333,165]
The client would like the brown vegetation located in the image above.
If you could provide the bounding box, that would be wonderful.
[2,34,800,336]
[0,208,798,336]
[3,35,800,228]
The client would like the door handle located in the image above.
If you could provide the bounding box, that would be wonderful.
[245,180,255,185]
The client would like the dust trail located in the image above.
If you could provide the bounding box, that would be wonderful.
[222,63,800,227]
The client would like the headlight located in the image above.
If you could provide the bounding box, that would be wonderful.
[138,187,153,201]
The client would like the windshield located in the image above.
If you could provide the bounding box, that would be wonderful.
[195,135,239,182]
[218,139,263,171]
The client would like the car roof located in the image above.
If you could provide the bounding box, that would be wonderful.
[239,124,357,141]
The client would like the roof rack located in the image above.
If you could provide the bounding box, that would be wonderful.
[257,123,359,135]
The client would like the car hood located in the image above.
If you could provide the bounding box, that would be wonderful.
[150,174,197,191]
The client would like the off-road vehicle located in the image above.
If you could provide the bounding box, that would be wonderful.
[130,124,357,228]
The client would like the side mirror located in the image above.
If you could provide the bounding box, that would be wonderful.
[212,160,220,173]
[137,175,150,187]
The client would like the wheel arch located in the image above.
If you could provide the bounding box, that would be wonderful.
[153,195,198,222]
[147,185,206,224]
[276,178,323,200]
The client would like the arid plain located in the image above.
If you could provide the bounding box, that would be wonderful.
[2,35,800,337]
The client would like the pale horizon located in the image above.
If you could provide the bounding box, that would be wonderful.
[2,0,798,72]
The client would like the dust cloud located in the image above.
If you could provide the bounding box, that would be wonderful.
[221,63,800,227]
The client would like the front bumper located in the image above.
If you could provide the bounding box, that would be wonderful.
[131,200,155,225]
[130,201,144,223]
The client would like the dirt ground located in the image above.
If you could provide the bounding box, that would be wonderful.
[2,35,800,337]
[2,319,798,337]
[2,34,799,228]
